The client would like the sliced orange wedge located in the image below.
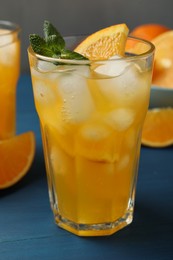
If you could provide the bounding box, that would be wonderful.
[0,131,36,189]
[142,108,173,147]
[74,24,129,60]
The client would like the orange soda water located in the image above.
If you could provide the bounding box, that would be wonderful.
[0,25,20,140]
[28,36,154,236]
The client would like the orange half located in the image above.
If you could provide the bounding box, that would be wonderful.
[152,30,173,88]
[142,108,173,147]
[0,131,36,189]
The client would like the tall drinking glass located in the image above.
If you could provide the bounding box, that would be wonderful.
[28,36,155,236]
[0,21,20,140]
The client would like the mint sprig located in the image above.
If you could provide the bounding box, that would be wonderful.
[29,20,88,61]
[29,34,57,57]
[43,20,65,50]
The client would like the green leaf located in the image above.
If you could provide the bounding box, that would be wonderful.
[29,21,89,62]
[43,20,65,50]
[61,49,88,60]
[46,35,62,54]
[29,34,54,57]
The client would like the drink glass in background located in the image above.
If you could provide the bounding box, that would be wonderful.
[28,36,155,236]
[0,21,20,140]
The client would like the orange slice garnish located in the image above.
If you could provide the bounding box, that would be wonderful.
[74,24,129,60]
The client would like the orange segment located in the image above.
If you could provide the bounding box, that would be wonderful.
[130,24,170,41]
[141,108,173,147]
[152,30,173,88]
[74,24,129,60]
[0,131,35,189]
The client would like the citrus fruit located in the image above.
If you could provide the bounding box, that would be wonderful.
[130,24,170,41]
[0,131,35,189]
[152,30,173,88]
[74,24,129,60]
[141,108,173,147]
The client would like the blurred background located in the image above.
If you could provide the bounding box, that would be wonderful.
[0,0,173,72]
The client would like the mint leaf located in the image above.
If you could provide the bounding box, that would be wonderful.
[29,21,88,62]
[61,49,88,60]
[43,20,65,50]
[29,34,55,57]
[46,35,62,54]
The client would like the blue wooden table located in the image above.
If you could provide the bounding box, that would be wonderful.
[0,75,173,259]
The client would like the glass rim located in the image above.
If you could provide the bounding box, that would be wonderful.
[0,20,21,35]
[28,35,155,65]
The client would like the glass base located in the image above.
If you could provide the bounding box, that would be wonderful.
[54,210,133,236]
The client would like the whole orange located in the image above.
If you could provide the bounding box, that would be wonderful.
[130,24,170,41]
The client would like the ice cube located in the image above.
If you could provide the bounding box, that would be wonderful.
[114,63,149,103]
[75,65,90,77]
[37,60,57,73]
[79,122,110,140]
[0,41,18,65]
[117,155,129,171]
[58,73,95,123]
[96,62,148,105]
[0,29,19,65]
[76,122,121,162]
[0,30,13,46]
[36,63,90,81]
[50,138,74,174]
[104,108,135,131]
[93,57,130,77]
[57,65,90,77]
[124,128,136,149]
[33,80,56,104]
